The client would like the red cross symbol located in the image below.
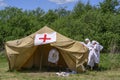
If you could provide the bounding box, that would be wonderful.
[39,34,51,42]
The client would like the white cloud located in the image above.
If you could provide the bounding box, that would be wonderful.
[0,0,8,7]
[49,0,77,4]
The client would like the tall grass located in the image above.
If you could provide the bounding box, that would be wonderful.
[0,52,7,68]
[100,53,120,70]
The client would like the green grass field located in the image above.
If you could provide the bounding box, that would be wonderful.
[0,53,120,80]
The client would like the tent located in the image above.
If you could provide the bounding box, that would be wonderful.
[5,26,88,72]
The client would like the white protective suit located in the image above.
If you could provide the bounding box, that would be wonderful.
[48,48,59,64]
[87,41,103,67]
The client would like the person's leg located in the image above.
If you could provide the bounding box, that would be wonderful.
[93,53,100,70]
[93,63,99,70]
[87,52,94,70]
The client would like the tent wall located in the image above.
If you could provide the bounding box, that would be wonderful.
[22,44,68,70]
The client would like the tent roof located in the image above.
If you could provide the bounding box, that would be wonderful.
[5,26,73,52]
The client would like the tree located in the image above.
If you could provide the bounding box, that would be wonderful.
[99,0,120,13]
[55,7,71,17]
[72,1,93,18]
[43,10,58,25]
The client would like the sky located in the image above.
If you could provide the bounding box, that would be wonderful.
[0,0,104,11]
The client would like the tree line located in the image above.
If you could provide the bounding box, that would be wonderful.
[0,0,120,53]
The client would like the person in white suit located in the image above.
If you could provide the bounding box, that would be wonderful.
[84,38,93,70]
[85,38,92,49]
[87,40,103,70]
[47,48,59,71]
[48,48,59,64]
[93,41,103,70]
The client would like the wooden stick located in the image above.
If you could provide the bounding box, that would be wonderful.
[39,46,43,71]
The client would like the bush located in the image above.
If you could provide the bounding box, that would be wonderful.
[100,53,120,70]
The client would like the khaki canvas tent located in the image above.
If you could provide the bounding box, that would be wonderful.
[5,26,88,72]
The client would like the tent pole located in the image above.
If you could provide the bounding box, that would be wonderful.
[39,46,43,71]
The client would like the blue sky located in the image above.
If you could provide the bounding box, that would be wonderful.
[0,0,104,11]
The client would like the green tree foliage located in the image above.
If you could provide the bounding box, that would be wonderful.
[43,9,58,25]
[99,0,119,13]
[54,7,71,17]
[72,1,94,18]
[0,0,120,53]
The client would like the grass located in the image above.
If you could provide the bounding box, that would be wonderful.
[100,53,120,70]
[0,53,120,80]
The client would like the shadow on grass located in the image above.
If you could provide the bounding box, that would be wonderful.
[6,66,68,73]
[98,66,108,71]
[6,65,109,74]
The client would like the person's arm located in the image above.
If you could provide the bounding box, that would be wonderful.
[93,45,98,52]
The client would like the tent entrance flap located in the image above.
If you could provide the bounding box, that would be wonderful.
[22,44,68,71]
